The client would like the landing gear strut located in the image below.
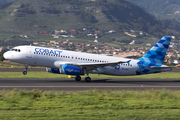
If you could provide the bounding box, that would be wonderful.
[75,75,81,81]
[84,69,91,82]
[23,64,28,75]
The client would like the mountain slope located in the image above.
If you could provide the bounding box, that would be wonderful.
[0,0,159,30]
[127,0,180,21]
[0,0,16,3]
[0,0,180,46]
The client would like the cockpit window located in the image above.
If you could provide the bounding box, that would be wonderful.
[11,48,21,52]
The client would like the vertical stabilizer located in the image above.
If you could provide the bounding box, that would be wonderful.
[138,36,172,66]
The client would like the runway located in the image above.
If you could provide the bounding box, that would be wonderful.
[0,78,180,91]
[0,68,179,72]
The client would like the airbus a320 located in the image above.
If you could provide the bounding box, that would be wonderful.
[3,36,172,82]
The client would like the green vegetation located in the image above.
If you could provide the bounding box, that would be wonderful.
[127,0,180,20]
[0,89,180,119]
[0,61,43,68]
[0,71,180,79]
[0,0,16,3]
[0,0,180,47]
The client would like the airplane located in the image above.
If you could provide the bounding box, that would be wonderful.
[3,36,172,82]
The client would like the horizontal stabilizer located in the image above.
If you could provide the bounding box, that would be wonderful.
[150,66,172,72]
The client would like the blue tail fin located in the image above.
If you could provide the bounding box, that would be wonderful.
[138,36,172,66]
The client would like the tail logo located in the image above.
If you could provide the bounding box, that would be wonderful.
[136,36,172,75]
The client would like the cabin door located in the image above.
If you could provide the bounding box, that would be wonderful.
[26,47,32,58]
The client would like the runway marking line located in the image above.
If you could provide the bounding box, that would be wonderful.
[0,86,180,88]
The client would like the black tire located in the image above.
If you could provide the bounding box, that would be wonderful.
[85,77,91,82]
[23,71,27,75]
[75,75,81,81]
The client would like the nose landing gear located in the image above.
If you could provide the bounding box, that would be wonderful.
[23,64,28,75]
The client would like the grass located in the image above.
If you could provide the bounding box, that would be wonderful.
[0,71,180,79]
[0,89,180,119]
[0,61,44,68]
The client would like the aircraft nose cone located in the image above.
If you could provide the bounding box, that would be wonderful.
[3,52,9,60]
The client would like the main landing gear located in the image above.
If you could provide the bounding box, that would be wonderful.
[85,77,91,82]
[74,68,91,82]
[84,69,91,82]
[75,76,91,82]
[23,64,28,75]
[75,75,81,81]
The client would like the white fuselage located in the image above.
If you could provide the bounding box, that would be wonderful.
[4,45,139,76]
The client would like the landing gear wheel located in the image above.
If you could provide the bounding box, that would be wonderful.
[85,77,91,82]
[75,75,81,81]
[23,71,27,75]
[23,64,28,75]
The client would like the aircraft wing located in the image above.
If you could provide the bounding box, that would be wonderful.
[60,60,130,71]
[77,61,127,67]
[54,60,131,72]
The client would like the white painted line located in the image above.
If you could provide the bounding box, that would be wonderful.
[0,86,179,88]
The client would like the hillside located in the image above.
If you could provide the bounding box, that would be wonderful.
[0,0,180,47]
[0,0,16,3]
[0,0,160,32]
[127,0,180,21]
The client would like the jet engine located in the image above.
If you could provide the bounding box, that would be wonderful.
[46,64,84,75]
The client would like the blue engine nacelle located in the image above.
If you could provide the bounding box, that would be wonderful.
[46,64,84,75]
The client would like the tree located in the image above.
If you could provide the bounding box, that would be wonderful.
[0,50,5,61]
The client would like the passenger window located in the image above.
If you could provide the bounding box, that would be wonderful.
[18,49,21,52]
